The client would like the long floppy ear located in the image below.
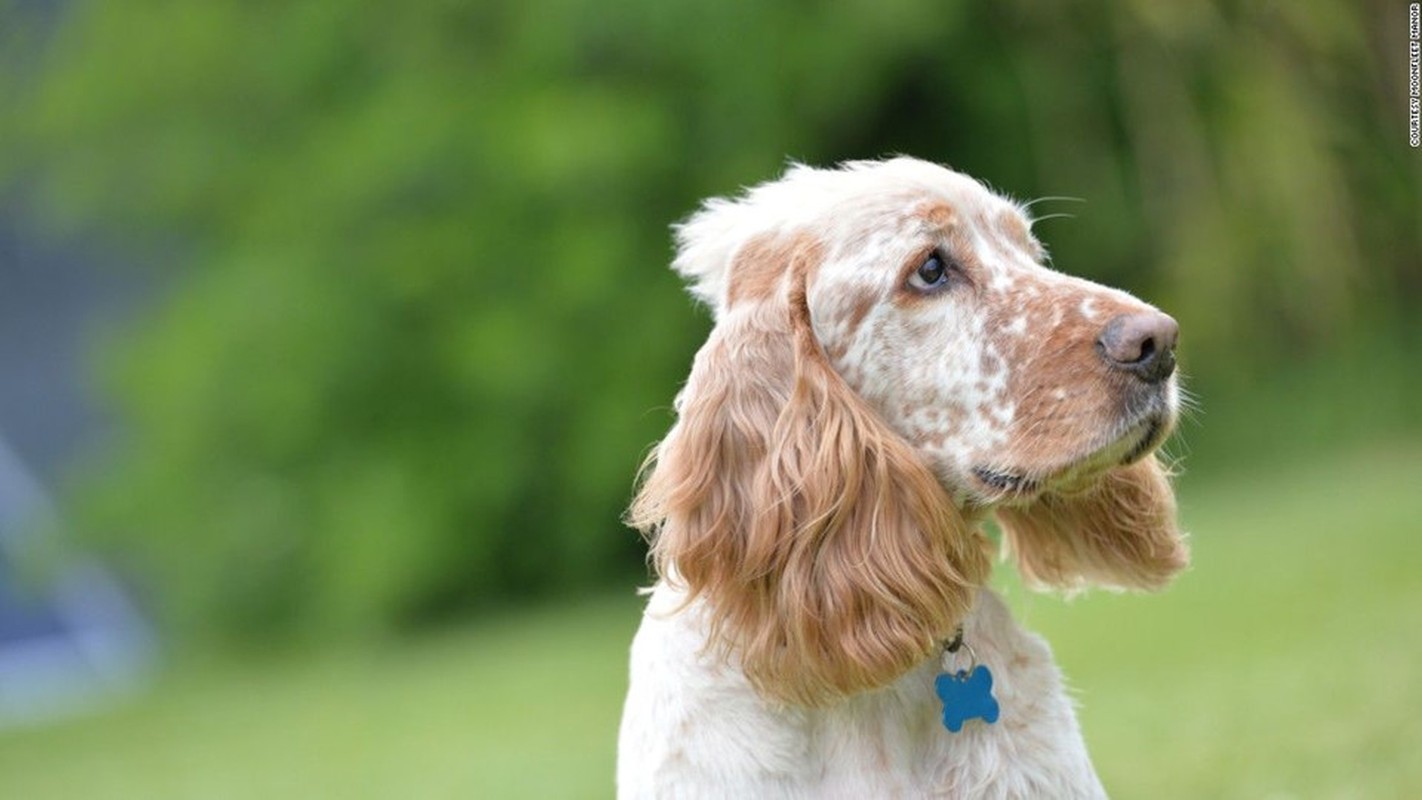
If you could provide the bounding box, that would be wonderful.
[629,232,989,707]
[995,455,1189,592]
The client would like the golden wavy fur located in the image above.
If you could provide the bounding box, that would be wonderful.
[628,238,990,707]
[996,456,1189,592]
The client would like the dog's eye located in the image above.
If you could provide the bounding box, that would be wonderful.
[908,252,953,292]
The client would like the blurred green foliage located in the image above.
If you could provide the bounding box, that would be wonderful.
[1,1,1418,642]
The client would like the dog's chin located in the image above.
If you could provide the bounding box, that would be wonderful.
[970,409,1175,505]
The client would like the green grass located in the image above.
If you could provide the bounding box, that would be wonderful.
[2,439,1419,799]
[1004,440,1422,798]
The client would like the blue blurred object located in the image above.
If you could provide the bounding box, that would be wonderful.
[0,436,155,727]
[0,215,156,727]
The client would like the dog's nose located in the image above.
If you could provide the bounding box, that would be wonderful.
[1097,311,1179,383]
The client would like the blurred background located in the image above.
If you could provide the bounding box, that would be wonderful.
[0,0,1419,797]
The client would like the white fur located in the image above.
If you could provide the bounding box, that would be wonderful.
[618,586,1104,799]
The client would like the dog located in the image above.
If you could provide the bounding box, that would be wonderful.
[618,157,1189,798]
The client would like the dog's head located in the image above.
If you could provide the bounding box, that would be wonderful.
[631,158,1189,705]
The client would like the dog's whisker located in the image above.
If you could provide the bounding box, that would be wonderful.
[1022,195,1087,209]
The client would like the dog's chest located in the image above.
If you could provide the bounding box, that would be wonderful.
[617,588,1108,799]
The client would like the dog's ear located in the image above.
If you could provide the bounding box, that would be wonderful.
[629,225,989,707]
[995,456,1189,592]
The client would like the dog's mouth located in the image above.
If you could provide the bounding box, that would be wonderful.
[971,410,1173,502]
[970,467,1042,495]
[1119,414,1167,465]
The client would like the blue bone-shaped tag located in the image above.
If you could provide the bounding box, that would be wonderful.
[934,665,1000,732]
